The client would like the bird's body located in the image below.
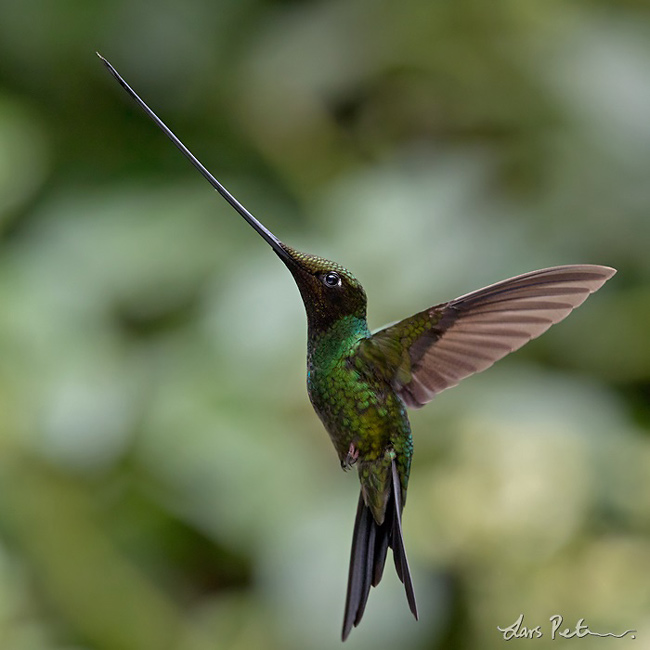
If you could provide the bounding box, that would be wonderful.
[306,301,413,515]
[297,253,417,637]
[275,246,616,638]
[99,55,617,642]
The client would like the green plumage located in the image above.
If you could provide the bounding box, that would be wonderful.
[307,313,413,522]
[279,246,414,523]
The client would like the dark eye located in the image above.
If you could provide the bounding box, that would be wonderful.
[323,271,341,288]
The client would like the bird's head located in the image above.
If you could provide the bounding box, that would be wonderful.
[277,245,367,332]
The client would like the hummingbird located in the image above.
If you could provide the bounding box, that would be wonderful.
[98,54,616,641]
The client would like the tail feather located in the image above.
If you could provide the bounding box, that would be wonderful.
[390,461,418,618]
[341,459,418,641]
[354,512,376,625]
[371,530,389,587]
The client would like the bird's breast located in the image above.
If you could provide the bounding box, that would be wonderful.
[307,350,410,463]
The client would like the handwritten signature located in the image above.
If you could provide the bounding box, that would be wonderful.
[497,614,636,640]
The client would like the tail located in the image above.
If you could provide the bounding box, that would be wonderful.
[341,458,418,641]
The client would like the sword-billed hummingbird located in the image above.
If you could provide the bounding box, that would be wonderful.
[98,54,615,640]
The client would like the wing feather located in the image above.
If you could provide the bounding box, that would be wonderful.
[364,265,615,409]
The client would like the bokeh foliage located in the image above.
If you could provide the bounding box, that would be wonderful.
[0,1,649,649]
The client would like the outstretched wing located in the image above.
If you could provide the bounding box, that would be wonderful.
[360,265,616,409]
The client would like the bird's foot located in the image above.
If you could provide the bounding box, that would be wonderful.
[341,443,359,471]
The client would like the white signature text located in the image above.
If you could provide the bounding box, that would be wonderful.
[497,614,636,641]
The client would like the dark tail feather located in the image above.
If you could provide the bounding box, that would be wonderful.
[390,460,418,619]
[341,459,418,641]
[371,526,389,587]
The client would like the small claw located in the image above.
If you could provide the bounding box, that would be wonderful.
[341,443,360,470]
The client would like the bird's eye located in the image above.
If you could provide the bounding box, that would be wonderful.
[323,271,341,288]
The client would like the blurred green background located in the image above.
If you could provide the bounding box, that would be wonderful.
[0,1,649,649]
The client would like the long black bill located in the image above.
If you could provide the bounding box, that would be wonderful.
[97,53,290,262]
